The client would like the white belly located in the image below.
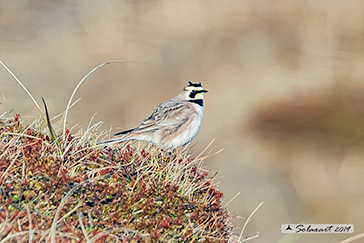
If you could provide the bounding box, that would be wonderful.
[169,118,201,148]
[165,105,204,150]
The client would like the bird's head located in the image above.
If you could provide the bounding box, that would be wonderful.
[181,81,208,102]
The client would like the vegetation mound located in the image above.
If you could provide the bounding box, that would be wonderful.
[0,114,233,242]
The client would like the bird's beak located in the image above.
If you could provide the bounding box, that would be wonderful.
[202,89,208,93]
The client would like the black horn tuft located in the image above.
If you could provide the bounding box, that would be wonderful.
[187,81,202,87]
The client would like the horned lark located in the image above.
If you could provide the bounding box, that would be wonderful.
[101,82,208,150]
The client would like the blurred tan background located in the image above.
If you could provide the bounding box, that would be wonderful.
[1,1,364,242]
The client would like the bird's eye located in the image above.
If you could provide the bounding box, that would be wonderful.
[189,90,197,98]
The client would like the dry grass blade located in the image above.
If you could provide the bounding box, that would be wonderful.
[78,212,90,242]
[1,133,46,142]
[0,152,21,182]
[225,192,241,207]
[87,232,117,243]
[194,138,216,161]
[41,97,60,150]
[0,60,44,118]
[238,201,264,242]
[339,232,364,243]
[25,205,33,243]
[0,231,29,243]
[241,232,260,242]
[49,183,84,243]
[51,98,81,121]
[62,59,147,137]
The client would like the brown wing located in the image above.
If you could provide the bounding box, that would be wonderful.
[131,99,192,134]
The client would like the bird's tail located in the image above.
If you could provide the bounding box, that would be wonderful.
[114,128,135,136]
[97,138,122,145]
[96,134,130,145]
[97,128,138,145]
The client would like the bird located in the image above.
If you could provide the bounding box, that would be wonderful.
[100,81,208,150]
